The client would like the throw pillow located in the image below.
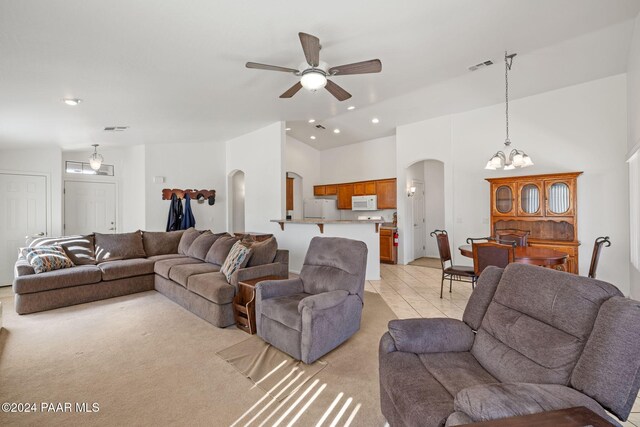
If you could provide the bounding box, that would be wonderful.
[142,230,185,256]
[94,231,146,262]
[187,231,227,261]
[28,235,96,265]
[205,235,239,265]
[247,236,278,267]
[178,228,204,255]
[221,241,252,283]
[23,245,75,274]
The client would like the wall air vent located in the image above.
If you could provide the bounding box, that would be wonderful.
[104,126,129,132]
[468,60,494,72]
[315,124,326,130]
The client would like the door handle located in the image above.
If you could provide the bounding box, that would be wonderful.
[34,232,45,237]
[108,227,115,231]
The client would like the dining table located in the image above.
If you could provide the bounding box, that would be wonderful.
[458,244,569,269]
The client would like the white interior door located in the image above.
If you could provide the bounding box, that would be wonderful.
[412,181,426,260]
[65,181,116,235]
[0,173,47,286]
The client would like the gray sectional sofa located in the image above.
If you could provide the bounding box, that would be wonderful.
[379,263,640,427]
[13,229,288,327]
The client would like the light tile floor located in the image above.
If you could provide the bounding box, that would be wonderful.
[367,263,640,427]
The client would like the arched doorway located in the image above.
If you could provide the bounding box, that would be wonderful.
[286,172,303,220]
[229,170,245,233]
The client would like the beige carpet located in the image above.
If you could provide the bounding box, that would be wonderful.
[408,257,442,269]
[0,290,394,426]
[217,336,327,402]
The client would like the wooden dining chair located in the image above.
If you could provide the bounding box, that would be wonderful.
[495,229,530,247]
[472,241,516,276]
[588,236,611,279]
[430,230,477,298]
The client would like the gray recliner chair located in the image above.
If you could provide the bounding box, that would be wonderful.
[255,236,368,364]
[379,263,640,427]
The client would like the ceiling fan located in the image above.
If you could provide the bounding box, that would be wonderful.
[246,32,382,101]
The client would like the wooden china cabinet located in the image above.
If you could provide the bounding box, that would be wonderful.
[486,172,582,273]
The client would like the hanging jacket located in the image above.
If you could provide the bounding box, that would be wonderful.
[180,192,196,230]
[166,193,183,231]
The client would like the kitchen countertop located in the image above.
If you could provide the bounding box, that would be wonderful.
[271,219,384,224]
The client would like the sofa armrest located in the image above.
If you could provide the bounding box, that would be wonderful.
[14,259,35,277]
[298,290,348,312]
[255,278,304,301]
[273,249,289,266]
[231,261,288,288]
[379,331,398,354]
[387,318,475,354]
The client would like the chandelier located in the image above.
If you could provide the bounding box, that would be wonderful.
[89,144,104,171]
[485,52,533,170]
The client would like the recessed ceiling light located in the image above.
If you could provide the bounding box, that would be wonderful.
[285,127,291,131]
[63,98,82,106]
[333,129,340,134]
[308,119,316,123]
[347,106,355,110]
[371,118,380,124]
[310,136,316,140]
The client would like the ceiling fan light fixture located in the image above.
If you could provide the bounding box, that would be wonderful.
[300,70,327,91]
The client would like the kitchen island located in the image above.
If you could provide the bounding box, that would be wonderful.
[270,219,383,280]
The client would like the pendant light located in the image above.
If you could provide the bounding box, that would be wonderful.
[89,144,104,171]
[485,52,533,170]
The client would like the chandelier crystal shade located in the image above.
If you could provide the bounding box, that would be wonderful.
[485,52,533,171]
[89,144,104,171]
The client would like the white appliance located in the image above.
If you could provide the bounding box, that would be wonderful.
[357,215,382,221]
[304,199,340,220]
[352,195,378,211]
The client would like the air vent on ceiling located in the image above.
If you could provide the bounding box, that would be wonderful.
[315,124,326,130]
[468,60,494,72]
[104,126,129,132]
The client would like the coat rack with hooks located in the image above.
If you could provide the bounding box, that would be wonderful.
[162,188,216,201]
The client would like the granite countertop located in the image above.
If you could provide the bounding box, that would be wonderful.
[271,219,384,224]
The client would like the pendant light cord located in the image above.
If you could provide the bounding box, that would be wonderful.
[505,51,510,145]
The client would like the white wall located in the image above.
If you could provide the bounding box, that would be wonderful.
[0,147,63,236]
[627,12,640,299]
[397,75,630,294]
[230,171,245,233]
[319,136,396,183]
[286,136,321,210]
[226,122,284,232]
[145,141,227,232]
[424,160,445,257]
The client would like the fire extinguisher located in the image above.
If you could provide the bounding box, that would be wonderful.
[393,231,399,247]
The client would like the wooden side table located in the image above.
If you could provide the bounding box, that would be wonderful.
[464,406,615,426]
[233,275,282,334]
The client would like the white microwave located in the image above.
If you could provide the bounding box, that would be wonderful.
[352,195,378,211]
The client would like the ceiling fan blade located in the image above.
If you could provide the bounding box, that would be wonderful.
[246,62,298,73]
[325,80,351,101]
[279,82,303,98]
[299,32,320,67]
[329,59,382,76]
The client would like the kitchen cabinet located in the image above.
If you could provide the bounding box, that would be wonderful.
[325,184,338,195]
[486,172,582,273]
[376,179,397,209]
[313,185,326,196]
[286,177,294,211]
[337,184,354,209]
[380,228,397,264]
[354,181,376,196]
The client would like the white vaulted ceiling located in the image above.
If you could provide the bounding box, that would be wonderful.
[0,0,639,150]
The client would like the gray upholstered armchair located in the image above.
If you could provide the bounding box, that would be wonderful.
[255,236,368,364]
[379,264,640,427]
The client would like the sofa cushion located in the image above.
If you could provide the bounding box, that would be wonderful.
[177,228,204,255]
[154,257,203,279]
[29,235,96,265]
[94,231,146,262]
[453,383,613,424]
[471,263,623,385]
[187,232,226,261]
[187,272,235,304]
[142,230,184,256]
[221,241,252,282]
[168,263,221,288]
[260,292,310,332]
[571,296,640,420]
[13,265,102,294]
[146,254,187,262]
[23,246,75,274]
[205,235,239,266]
[99,258,155,281]
[247,236,278,267]
[419,352,498,398]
